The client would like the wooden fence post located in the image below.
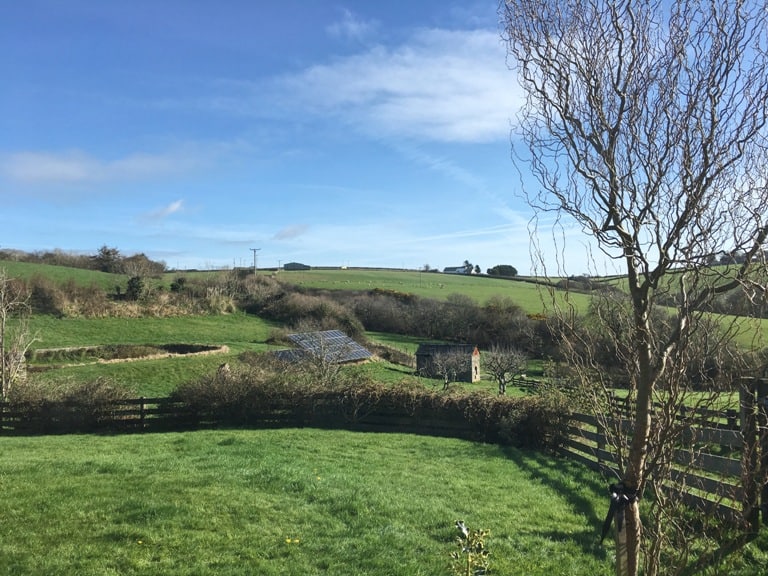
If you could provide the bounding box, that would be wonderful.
[597,417,605,469]
[756,379,768,526]
[740,378,760,531]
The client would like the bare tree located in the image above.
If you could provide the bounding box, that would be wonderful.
[0,269,35,401]
[484,345,527,395]
[431,350,470,391]
[502,1,768,575]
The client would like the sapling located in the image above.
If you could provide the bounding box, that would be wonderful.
[450,520,489,576]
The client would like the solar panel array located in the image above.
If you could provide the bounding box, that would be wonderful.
[284,330,372,363]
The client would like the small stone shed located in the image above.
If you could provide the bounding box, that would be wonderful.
[415,343,481,383]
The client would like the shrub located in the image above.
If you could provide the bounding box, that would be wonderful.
[27,276,110,317]
[125,276,145,301]
[263,293,364,338]
[28,275,66,316]
[8,377,132,433]
[170,368,570,451]
[498,389,573,450]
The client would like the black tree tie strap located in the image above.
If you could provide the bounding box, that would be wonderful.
[600,482,639,543]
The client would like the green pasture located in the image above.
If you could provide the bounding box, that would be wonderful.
[274,268,589,313]
[0,259,126,291]
[29,313,276,350]
[0,428,615,576]
[26,314,280,397]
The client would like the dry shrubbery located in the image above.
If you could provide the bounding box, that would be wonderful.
[7,377,132,432]
[260,292,365,338]
[30,276,111,317]
[26,274,239,318]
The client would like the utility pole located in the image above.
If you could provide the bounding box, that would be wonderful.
[250,248,261,275]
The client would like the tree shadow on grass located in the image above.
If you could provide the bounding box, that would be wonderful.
[501,445,612,560]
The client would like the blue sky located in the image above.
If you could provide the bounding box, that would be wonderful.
[1,0,592,274]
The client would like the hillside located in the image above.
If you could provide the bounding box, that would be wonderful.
[245,267,590,314]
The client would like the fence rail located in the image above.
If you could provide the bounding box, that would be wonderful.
[0,397,192,434]
[559,383,768,525]
[0,397,490,440]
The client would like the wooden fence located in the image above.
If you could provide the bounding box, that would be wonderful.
[0,397,190,434]
[0,396,494,441]
[560,380,768,525]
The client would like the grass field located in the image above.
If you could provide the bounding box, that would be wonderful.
[24,315,528,397]
[4,266,768,573]
[0,428,614,576]
[25,314,281,396]
[272,268,590,313]
[1,259,591,314]
[0,259,127,291]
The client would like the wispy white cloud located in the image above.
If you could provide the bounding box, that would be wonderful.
[273,224,310,240]
[326,8,378,42]
[278,28,519,143]
[144,199,184,220]
[148,27,520,145]
[1,150,192,185]
[395,143,487,191]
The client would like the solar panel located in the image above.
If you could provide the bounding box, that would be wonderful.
[285,330,372,363]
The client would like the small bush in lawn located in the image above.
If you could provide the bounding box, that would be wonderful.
[450,520,490,576]
[125,276,146,301]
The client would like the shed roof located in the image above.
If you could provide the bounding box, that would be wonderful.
[415,343,477,356]
[274,330,372,364]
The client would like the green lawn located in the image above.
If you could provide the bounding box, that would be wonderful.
[0,428,613,576]
[26,314,281,397]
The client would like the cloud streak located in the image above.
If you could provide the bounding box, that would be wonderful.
[278,28,519,143]
[326,9,378,42]
[144,199,184,220]
[273,224,310,240]
[1,150,182,184]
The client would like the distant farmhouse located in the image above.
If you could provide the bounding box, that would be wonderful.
[443,264,478,274]
[283,262,311,271]
[443,265,470,274]
[274,330,372,364]
[415,343,481,383]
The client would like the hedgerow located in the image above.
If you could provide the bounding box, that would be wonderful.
[170,364,572,451]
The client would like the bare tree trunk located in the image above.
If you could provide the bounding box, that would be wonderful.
[0,269,34,401]
[502,2,768,574]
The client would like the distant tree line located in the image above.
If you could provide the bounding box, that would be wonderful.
[486,264,518,277]
[0,246,166,277]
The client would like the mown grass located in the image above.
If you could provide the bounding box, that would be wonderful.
[0,428,613,576]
